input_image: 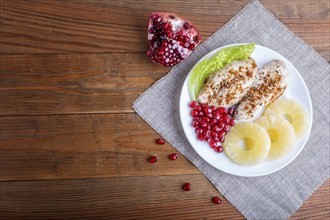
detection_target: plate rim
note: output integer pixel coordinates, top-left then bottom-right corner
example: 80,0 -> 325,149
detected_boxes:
179,43 -> 313,177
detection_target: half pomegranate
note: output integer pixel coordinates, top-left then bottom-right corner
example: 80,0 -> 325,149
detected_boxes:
147,12 -> 202,67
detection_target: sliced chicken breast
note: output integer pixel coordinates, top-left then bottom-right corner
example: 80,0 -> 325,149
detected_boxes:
198,57 -> 258,107
236,60 -> 290,120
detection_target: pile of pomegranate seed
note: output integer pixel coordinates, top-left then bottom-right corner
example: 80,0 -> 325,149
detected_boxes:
189,101 -> 236,152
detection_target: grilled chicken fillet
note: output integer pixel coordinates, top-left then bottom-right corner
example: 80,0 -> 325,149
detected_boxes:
236,60 -> 290,120
198,57 -> 258,107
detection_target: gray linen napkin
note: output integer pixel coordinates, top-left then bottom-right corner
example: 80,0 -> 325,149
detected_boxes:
133,1 -> 330,219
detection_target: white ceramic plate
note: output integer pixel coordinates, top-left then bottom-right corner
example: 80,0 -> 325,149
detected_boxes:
179,43 -> 313,177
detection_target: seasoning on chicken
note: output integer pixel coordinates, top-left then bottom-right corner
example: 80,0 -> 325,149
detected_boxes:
198,58 -> 257,107
236,60 -> 290,120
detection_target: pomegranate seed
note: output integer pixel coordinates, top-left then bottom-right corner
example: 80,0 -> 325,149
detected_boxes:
212,197 -> 222,204
198,111 -> 204,116
209,140 -> 218,148
218,130 -> 226,138
191,109 -> 198,116
205,137 -> 212,142
207,113 -> 213,118
229,118 -> 235,126
189,101 -> 198,108
219,136 -> 225,143
218,121 -> 225,129
202,106 -> 209,114
156,138 -> 166,145
188,43 -> 195,50
205,130 -> 211,138
210,106 -> 216,112
183,183 -> 191,191
212,125 -> 221,132
199,120 -> 208,128
213,137 -> 220,142
193,116 -> 200,122
215,146 -> 223,153
183,22 -> 192,29
195,105 -> 202,111
223,115 -> 230,124
192,121 -> 199,127
202,116 -> 210,123
211,131 -> 217,138
149,156 -> 157,163
169,153 -> 178,160
198,133 -> 205,141
195,127 -> 203,134
218,107 -> 226,114
214,112 -> 221,120
210,118 -> 217,126
224,125 -> 231,133
149,27 -> 155,34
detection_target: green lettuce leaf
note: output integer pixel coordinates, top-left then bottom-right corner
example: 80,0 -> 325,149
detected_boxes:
188,43 -> 256,100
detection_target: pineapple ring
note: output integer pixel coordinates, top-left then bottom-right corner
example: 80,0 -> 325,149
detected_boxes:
223,122 -> 271,166
255,115 -> 295,160
264,99 -> 309,138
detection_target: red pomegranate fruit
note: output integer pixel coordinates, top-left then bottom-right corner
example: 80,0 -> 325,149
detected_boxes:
147,12 -> 202,66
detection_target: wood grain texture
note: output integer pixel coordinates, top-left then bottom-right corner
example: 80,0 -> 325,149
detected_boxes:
0,0 -> 329,60
0,176 -> 328,219
0,54 -> 168,116
0,174 -> 243,220
0,114 -> 198,181
0,0 -> 329,219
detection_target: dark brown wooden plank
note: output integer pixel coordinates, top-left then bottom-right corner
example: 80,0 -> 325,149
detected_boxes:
0,54 -> 168,116
0,175 -> 328,220
291,179 -> 330,219
0,113 -> 199,181
0,174 -> 241,220
0,0 -> 329,60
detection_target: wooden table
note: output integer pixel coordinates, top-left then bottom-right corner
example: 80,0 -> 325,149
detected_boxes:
1,0 -> 329,219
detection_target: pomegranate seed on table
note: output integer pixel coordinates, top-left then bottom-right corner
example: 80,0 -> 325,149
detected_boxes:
169,153 -> 178,160
183,183 -> 191,191
212,197 -> 222,204
156,138 -> 166,145
149,156 -> 158,163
